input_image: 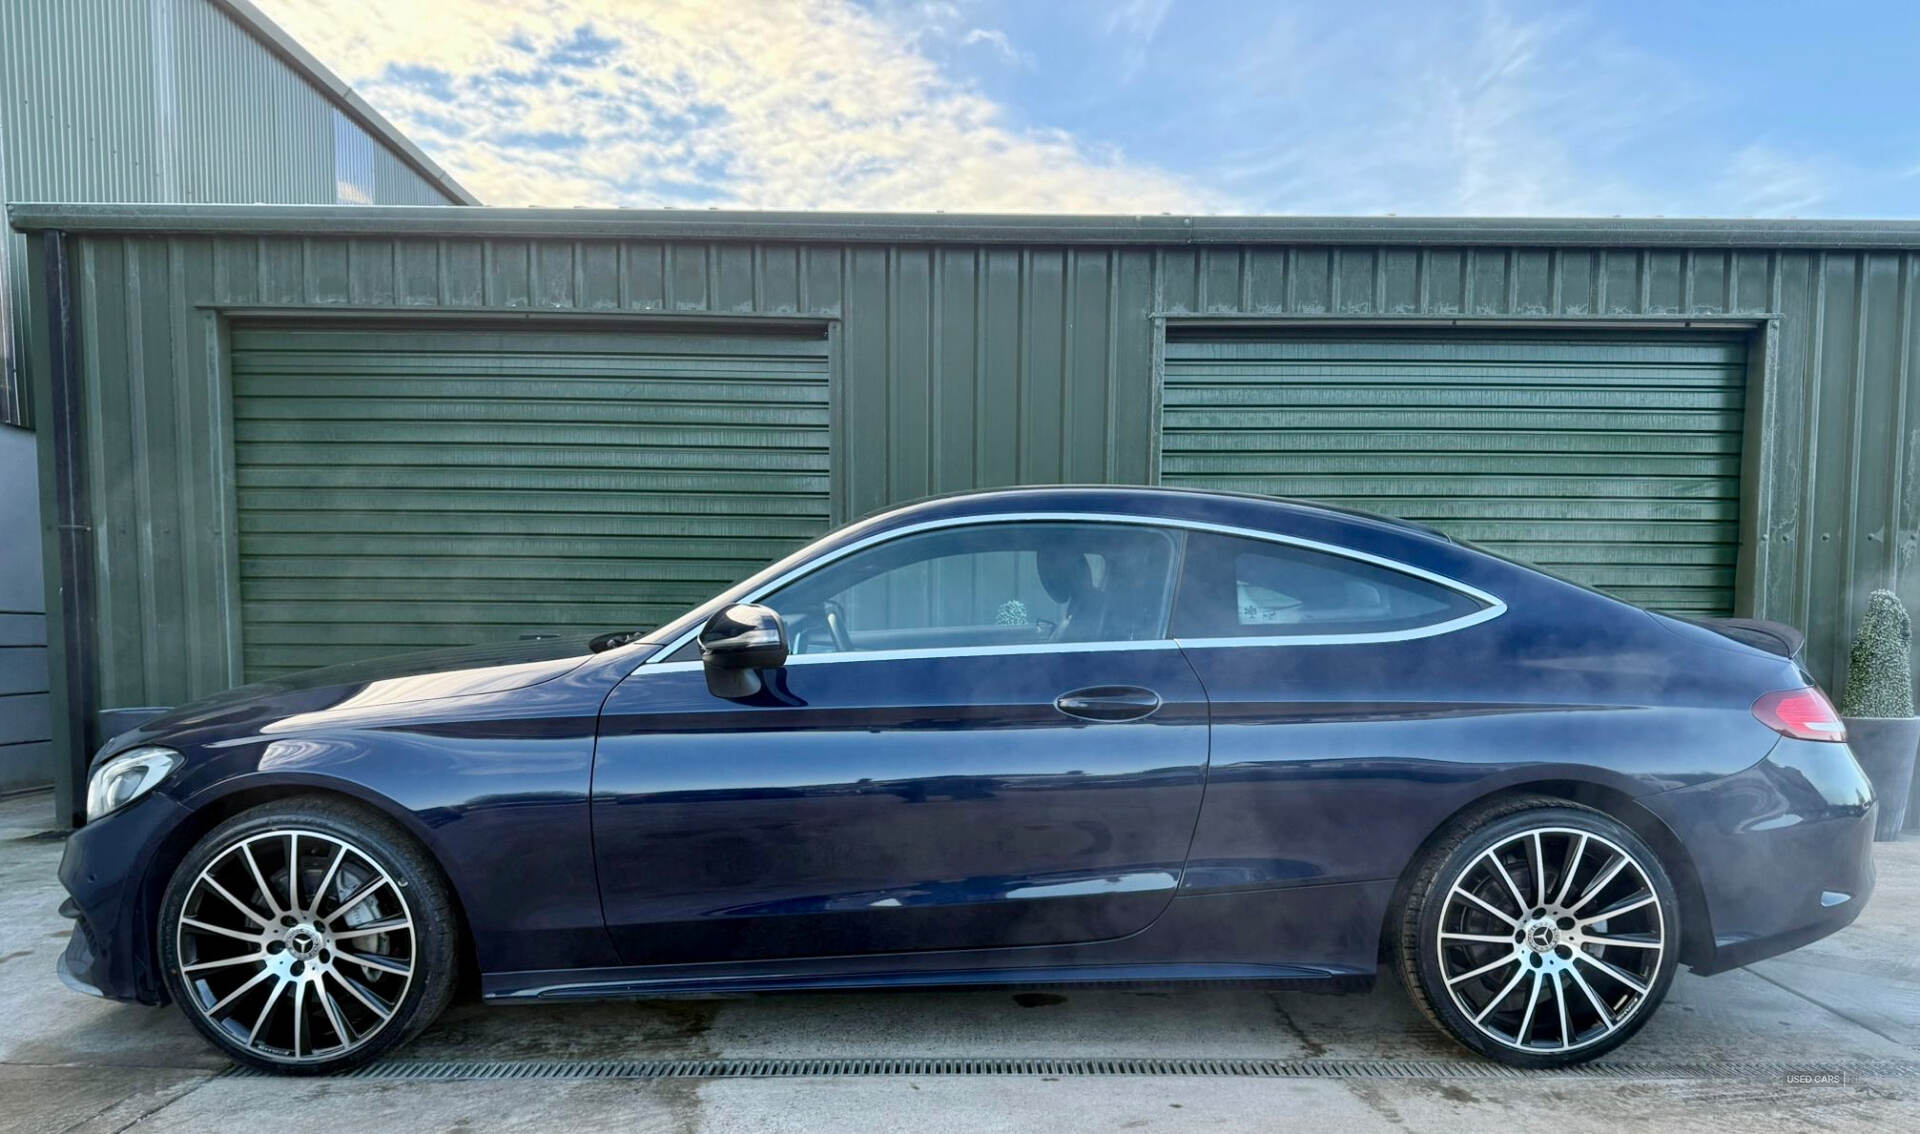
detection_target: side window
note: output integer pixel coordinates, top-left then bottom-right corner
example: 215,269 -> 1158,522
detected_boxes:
1170,531 -> 1485,639
758,522 -> 1179,655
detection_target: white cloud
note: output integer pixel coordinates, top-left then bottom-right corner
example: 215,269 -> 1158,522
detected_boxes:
1102,0 -> 1173,84
253,0 -> 1221,212
1716,144 -> 1831,217
1194,3 -> 1716,216
959,27 -> 1028,67
1150,1 -> 1835,219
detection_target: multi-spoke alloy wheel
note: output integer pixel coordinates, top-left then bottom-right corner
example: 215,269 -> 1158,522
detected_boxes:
1396,799 -> 1679,1067
160,799 -> 456,1074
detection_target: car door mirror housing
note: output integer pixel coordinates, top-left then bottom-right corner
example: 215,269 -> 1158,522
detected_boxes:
699,603 -> 789,698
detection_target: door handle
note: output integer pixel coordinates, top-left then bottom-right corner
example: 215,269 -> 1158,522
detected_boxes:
1054,685 -> 1163,722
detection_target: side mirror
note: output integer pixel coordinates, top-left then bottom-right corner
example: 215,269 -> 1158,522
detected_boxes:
699,603 -> 788,698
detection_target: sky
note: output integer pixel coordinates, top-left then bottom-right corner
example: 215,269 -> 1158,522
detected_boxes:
254,0 -> 1920,217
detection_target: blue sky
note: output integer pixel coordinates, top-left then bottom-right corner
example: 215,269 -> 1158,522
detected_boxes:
258,0 -> 1920,216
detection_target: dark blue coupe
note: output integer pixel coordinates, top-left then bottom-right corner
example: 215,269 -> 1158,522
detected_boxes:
58,487 -> 1877,1072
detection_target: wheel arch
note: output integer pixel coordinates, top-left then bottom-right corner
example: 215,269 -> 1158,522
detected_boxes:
1380,779 -> 1714,969
140,777 -> 480,999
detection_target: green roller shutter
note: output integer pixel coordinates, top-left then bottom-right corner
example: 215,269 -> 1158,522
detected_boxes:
231,324 -> 831,678
1160,332 -> 1747,616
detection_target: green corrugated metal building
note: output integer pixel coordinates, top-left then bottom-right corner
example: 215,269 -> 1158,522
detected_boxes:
10,204 -> 1920,824
0,0 -> 473,794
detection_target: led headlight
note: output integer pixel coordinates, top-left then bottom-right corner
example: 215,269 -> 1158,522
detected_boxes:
85,746 -> 181,822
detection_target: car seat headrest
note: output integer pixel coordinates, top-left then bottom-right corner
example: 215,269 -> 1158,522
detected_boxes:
1037,547 -> 1093,605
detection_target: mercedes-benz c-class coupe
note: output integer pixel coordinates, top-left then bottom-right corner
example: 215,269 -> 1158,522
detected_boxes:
57,486 -> 1875,1073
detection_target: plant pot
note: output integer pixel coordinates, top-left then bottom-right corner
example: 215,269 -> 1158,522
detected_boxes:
1909,756 -> 1920,832
1842,716 -> 1920,840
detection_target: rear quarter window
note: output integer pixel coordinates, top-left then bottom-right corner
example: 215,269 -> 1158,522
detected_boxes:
1170,531 -> 1487,639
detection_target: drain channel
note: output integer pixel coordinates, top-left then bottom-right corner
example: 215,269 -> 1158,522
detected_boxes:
224,1056 -> 1920,1082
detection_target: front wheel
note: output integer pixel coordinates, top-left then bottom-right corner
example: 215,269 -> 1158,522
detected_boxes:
158,797 -> 459,1074
1393,797 -> 1680,1067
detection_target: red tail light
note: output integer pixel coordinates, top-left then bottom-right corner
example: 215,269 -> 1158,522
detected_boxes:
1752,688 -> 1847,742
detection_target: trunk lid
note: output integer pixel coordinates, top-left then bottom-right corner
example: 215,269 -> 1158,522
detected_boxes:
1672,615 -> 1807,662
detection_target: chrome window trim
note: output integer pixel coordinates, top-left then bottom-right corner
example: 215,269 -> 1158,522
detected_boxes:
645,638 -> 1182,675
641,511 -> 1506,669
1173,602 -> 1507,649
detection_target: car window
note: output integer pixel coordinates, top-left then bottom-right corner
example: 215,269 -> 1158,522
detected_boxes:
1169,531 -> 1485,639
753,522 -> 1181,656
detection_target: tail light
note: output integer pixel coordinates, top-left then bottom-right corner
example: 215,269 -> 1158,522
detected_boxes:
1752,688 -> 1847,742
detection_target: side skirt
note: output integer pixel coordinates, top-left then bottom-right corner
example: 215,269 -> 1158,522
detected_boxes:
483,961 -> 1375,1002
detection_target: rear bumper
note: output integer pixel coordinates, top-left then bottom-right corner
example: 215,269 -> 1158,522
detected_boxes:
1642,738 -> 1877,976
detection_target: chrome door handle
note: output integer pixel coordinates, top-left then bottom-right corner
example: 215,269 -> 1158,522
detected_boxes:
1054,685 -> 1163,722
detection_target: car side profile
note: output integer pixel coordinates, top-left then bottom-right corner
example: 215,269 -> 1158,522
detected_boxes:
58,486 -> 1876,1073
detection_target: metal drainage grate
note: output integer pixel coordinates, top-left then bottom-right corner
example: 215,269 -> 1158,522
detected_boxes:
223,1056 -> 1920,1082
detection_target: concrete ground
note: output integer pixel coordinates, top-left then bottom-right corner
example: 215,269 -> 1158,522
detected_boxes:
2,789 -> 1915,1132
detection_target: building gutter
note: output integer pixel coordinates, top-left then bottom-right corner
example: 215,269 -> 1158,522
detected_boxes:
38,232 -> 98,827
11,204 -> 1920,250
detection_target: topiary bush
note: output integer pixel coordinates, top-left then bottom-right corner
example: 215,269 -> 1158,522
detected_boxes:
1838,589 -> 1916,718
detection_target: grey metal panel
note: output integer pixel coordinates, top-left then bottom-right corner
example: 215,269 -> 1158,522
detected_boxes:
171,0 -> 334,205
371,146 -> 454,207
0,739 -> 54,794
0,615 -> 47,646
0,694 -> 51,746
0,425 -> 46,615
0,0 -> 160,427
0,648 -> 47,693
0,4 -> 165,205
19,222 -> 1920,753
0,423 -> 48,789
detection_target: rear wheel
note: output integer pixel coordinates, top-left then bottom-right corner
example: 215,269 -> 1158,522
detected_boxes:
158,797 -> 458,1074
1394,797 -> 1679,1067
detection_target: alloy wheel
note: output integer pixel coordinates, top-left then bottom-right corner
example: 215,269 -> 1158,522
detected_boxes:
1434,826 -> 1666,1054
173,828 -> 416,1064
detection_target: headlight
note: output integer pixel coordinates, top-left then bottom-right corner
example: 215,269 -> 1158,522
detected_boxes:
85,747 -> 181,822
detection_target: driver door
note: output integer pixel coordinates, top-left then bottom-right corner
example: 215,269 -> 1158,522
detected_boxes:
590,520 -> 1212,965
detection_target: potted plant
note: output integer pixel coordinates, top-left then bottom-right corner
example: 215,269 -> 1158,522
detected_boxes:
1837,589 -> 1919,839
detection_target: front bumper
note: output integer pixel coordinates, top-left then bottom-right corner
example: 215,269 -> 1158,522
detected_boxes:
56,901 -> 106,998
1642,737 -> 1877,975
55,791 -> 194,1004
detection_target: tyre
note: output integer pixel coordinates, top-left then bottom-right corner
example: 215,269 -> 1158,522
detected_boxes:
158,797 -> 458,1074
1393,796 -> 1680,1067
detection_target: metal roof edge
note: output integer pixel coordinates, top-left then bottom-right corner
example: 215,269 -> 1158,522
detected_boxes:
206,0 -> 481,206
12,203 -> 1920,249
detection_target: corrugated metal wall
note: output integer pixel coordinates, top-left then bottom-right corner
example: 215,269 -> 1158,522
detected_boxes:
373,147 -> 458,207
172,0 -> 336,205
27,231 -> 1920,703
18,224 -> 1920,809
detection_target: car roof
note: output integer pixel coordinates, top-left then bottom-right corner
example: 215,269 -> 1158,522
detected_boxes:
853,485 -> 1457,547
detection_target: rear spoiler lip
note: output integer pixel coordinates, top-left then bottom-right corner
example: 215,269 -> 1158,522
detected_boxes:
1674,615 -> 1807,662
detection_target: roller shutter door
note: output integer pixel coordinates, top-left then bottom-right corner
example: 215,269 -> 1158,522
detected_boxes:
1160,332 -> 1746,615
231,324 -> 830,678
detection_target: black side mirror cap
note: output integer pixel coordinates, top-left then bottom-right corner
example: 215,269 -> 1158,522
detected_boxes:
699,603 -> 788,698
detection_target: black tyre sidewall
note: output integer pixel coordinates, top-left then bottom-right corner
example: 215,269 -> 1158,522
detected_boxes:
158,798 -> 458,1075
1407,804 -> 1680,1068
